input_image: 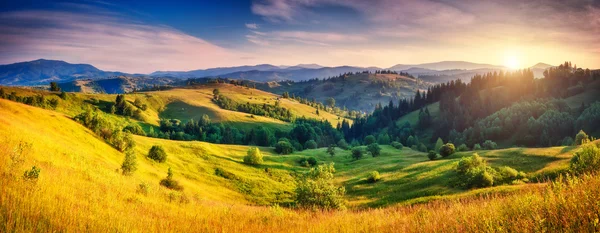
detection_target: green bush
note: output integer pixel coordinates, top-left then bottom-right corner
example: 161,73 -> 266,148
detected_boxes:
440,143 -> 456,157
243,147 -> 263,165
327,144 -> 336,156
364,135 -> 376,145
575,130 -> 590,145
295,163 -> 345,210
457,144 -> 469,152
561,137 -> 574,146
337,139 -> 349,150
473,144 -> 482,150
148,145 -> 167,163
23,166 -> 41,180
123,124 -> 146,136
483,140 -> 497,150
367,143 -> 381,157
391,141 -> 403,150
304,140 -> 318,149
275,140 -> 294,154
434,138 -> 444,152
351,147 -> 363,160
160,167 -> 183,191
570,144 -> 600,174
427,151 -> 437,160
418,143 -> 428,152
121,150 -> 137,175
367,171 -> 381,183
455,154 -> 493,188
299,157 -> 318,167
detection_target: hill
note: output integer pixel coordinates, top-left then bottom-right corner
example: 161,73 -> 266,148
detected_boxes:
2,97 -> 598,232
388,61 -> 506,71
58,76 -> 176,94
0,59 -> 129,85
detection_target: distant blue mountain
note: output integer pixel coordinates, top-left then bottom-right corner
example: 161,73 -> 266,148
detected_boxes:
0,59 -> 127,85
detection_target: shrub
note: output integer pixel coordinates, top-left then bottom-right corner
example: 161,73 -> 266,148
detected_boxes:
299,157 -> 318,167
575,130 -> 590,145
367,171 -> 381,183
457,144 -> 469,152
351,147 -> 363,160
418,143 -> 428,152
483,140 -> 497,150
455,154 -> 494,188
427,150 -> 437,160
377,134 -> 391,145
561,137 -> 574,146
337,139 -> 349,150
367,143 -> 381,157
121,150 -> 137,175
495,166 -> 524,184
570,144 -> 600,174
364,135 -> 376,145
327,144 -> 336,156
243,147 -> 263,165
160,167 -> 183,191
440,143 -> 456,157
123,124 -> 146,136
148,145 -> 167,163
434,138 -> 444,152
275,140 -> 294,155
473,144 -> 482,150
307,157 -> 317,166
295,163 -> 345,210
391,141 -> 403,150
137,183 -> 149,196
23,166 -> 40,180
304,140 -> 318,149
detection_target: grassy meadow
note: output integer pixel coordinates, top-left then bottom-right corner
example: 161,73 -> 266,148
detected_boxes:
2,97 -> 599,232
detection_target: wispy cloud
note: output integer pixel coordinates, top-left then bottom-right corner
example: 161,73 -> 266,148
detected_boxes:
245,23 -> 259,29
0,10 -> 247,73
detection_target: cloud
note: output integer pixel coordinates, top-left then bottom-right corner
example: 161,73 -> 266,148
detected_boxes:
0,10 -> 247,73
245,23 -> 259,29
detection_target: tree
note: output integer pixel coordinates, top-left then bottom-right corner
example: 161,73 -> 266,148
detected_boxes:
121,150 -> 137,175
367,143 -> 381,157
244,147 -> 263,165
326,97 -> 336,108
337,139 -> 349,150
418,143 -> 428,152
427,150 -> 437,160
160,167 -> 183,190
327,144 -> 336,156
483,140 -> 497,150
440,143 -> 456,157
575,130 -> 590,145
434,138 -> 444,152
275,140 -> 294,155
295,163 -> 345,209
367,171 -> 381,183
148,145 -> 167,163
364,135 -> 376,145
50,82 -> 61,92
305,140 -> 318,149
351,147 -> 363,160
570,144 -> 600,174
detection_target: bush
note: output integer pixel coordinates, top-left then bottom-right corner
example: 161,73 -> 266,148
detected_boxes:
121,150 -> 137,175
243,147 -> 263,165
351,147 -> 363,160
561,137 -> 574,146
304,140 -> 318,149
137,183 -> 149,196
473,144 -> 482,150
337,139 -> 349,150
299,157 -> 318,167
391,141 -> 403,150
148,145 -> 167,163
439,143 -> 456,157
23,166 -> 41,180
570,144 -> 600,174
377,134 -> 391,145
418,143 -> 428,152
427,150 -> 437,160
364,135 -> 376,145
275,140 -> 294,154
457,144 -> 469,152
483,140 -> 497,150
367,171 -> 381,183
123,124 -> 146,136
367,143 -> 381,157
160,167 -> 183,191
327,144 -> 336,156
295,163 -> 345,210
455,154 -> 494,188
575,130 -> 590,145
496,166 -> 520,184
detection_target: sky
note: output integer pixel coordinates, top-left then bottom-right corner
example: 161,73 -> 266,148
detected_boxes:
0,0 -> 599,73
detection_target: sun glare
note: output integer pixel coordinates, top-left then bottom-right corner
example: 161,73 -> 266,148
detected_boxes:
504,55 -> 520,69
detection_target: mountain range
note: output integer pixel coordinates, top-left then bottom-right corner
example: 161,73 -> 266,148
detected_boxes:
0,59 -> 554,86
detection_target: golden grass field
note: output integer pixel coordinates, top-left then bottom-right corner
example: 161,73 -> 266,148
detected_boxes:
2,97 -> 600,232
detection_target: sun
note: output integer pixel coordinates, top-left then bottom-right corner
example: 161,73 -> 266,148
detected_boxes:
504,55 -> 520,70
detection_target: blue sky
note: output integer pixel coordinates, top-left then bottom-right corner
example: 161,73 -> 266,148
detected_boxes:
0,0 -> 599,73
